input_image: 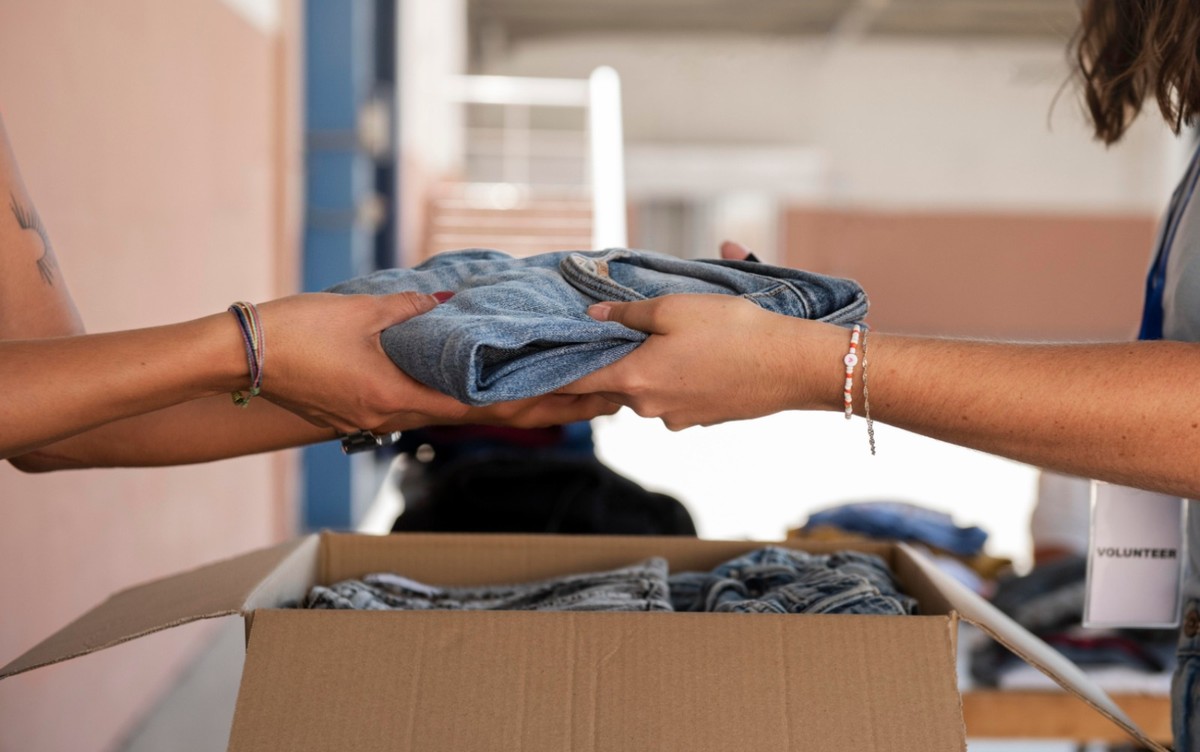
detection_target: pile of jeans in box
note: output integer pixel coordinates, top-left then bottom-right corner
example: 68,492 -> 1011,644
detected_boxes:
303,546 -> 917,616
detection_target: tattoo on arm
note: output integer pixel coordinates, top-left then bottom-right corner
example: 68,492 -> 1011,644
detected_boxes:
10,192 -> 58,286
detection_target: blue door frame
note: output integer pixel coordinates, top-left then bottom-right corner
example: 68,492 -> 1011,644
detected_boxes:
302,0 -> 397,530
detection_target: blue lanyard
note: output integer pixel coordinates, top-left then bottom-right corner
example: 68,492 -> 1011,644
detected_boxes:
1139,139 -> 1200,340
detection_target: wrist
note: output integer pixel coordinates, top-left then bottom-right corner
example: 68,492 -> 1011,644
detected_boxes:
188,312 -> 254,396
780,319 -> 853,412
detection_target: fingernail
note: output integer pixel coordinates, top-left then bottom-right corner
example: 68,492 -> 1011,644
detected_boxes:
588,303 -> 611,321
433,291 -> 454,303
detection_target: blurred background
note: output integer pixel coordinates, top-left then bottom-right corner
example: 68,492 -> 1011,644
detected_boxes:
0,0 -> 1184,750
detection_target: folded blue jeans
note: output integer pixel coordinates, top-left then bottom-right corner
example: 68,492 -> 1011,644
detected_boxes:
327,248 -> 868,405
305,558 -> 672,612
804,501 -> 989,558
668,546 -> 917,616
303,547 -> 914,617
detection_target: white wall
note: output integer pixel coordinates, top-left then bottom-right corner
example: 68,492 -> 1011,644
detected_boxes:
484,35 -> 1178,213
397,0 -> 467,259
400,0 -> 467,175
0,2 -> 299,750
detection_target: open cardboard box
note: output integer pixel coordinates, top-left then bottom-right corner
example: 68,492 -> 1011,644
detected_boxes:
0,533 -> 1170,751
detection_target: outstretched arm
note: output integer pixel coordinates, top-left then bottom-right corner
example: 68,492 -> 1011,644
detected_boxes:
854,332 -> 1199,496
0,291 -> 477,465
13,381 -> 616,471
560,293 -> 1200,499
0,109 -> 620,470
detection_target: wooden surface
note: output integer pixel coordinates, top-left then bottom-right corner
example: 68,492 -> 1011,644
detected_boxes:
962,690 -> 1171,743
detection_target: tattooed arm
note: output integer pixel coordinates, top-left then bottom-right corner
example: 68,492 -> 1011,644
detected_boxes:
0,117 -> 82,339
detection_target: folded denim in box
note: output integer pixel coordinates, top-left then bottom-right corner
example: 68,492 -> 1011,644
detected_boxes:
326,248 -> 868,405
304,546 -> 915,616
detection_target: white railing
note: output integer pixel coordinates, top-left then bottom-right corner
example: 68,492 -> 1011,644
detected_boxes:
586,67 -> 627,250
445,67 -> 627,249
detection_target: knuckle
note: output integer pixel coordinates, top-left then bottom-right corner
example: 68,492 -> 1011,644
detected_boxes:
391,293 -> 420,315
331,418 -> 358,434
634,400 -> 664,419
361,385 -> 392,412
664,417 -> 691,432
645,309 -> 666,331
619,372 -> 649,396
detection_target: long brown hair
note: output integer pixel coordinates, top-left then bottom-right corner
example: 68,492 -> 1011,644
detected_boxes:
1074,0 -> 1200,144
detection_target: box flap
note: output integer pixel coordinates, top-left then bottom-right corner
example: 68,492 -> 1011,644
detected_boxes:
896,544 -> 1170,752
228,608 -> 965,752
0,535 -> 318,680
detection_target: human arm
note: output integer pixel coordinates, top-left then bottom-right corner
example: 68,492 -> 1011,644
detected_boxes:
1,106 -> 617,468
0,111 -> 349,464
559,293 -> 1200,499
4,283 -> 616,469
0,292 -> 479,464
12,373 -> 616,471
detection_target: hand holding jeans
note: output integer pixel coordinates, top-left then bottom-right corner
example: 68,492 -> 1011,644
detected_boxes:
373,391 -> 621,433
559,293 -> 848,431
259,292 -> 620,434
256,292 -> 471,433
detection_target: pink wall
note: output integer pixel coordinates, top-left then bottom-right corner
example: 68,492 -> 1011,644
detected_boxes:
0,1 -> 302,750
784,208 -> 1158,341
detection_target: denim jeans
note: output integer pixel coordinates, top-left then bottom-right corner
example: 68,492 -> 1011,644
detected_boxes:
305,557 -> 672,612
327,248 -> 868,404
303,547 -> 914,617
668,546 -> 917,616
804,501 -> 989,558
1174,598 -> 1200,749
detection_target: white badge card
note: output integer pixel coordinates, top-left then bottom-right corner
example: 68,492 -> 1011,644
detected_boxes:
1084,481 -> 1186,629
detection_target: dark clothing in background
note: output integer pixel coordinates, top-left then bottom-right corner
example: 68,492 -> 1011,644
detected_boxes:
969,555 -> 1175,686
392,454 -> 696,537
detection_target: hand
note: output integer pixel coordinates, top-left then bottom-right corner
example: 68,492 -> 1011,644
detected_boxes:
255,292 -> 470,433
458,393 -> 621,428
373,392 -> 621,433
559,294 -> 846,430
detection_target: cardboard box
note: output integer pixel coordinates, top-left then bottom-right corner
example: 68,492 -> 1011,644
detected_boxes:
0,533 -> 1168,751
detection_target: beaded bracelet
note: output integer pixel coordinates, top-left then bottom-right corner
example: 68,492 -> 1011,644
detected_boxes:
841,322 -> 877,455
227,301 -> 265,407
842,324 -> 861,419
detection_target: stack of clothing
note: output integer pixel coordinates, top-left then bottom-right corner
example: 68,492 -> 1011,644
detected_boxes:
789,501 -> 1011,594
969,554 -> 1176,689
303,546 -> 918,617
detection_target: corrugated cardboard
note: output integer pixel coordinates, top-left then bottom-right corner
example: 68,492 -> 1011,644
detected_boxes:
0,533 -> 1170,751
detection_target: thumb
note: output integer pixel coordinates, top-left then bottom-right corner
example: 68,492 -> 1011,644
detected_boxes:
586,298 -> 667,334
377,291 -> 440,326
720,240 -> 751,261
